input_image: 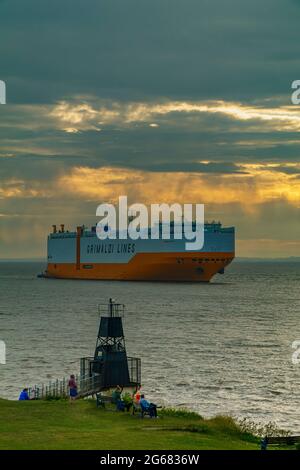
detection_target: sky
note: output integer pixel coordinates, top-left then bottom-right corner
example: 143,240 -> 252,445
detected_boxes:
0,0 -> 300,258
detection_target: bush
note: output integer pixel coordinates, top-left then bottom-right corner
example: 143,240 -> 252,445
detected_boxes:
209,416 -> 244,435
160,407 -> 202,419
122,392 -> 133,406
236,417 -> 291,438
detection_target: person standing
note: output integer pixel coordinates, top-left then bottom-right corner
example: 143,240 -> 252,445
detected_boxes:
68,374 -> 78,403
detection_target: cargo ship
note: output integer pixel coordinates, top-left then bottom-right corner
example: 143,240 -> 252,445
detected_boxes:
42,222 -> 235,282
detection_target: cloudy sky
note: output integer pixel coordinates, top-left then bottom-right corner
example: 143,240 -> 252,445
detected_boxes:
0,0 -> 300,258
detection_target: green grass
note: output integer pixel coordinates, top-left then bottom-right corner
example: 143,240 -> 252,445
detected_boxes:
0,398 -> 261,450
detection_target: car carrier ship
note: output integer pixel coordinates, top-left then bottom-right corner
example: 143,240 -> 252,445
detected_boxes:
42,222 -> 235,282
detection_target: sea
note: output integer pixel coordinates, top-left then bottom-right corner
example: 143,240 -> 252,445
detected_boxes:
0,260 -> 300,432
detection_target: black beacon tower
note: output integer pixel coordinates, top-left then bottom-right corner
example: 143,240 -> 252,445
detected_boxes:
80,299 -> 141,390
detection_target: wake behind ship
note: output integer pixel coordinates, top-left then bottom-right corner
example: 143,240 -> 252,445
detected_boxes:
43,222 -> 235,282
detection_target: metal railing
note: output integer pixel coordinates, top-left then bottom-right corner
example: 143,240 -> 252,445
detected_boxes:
28,373 -> 103,400
128,357 -> 141,386
28,357 -> 141,400
98,302 -> 125,318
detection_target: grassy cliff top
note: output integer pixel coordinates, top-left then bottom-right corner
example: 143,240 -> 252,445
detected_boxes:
0,398 -> 258,450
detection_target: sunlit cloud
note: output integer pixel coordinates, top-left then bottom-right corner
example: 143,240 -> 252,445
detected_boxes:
50,99 -> 300,132
1,163 -> 299,206
0,178 -> 51,199
63,128 -> 80,134
50,101 -> 117,132
8,98 -> 300,133
58,164 -> 300,207
0,153 -> 15,158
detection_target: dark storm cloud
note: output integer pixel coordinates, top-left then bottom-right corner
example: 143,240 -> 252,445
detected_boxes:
1,0 -> 300,103
271,164 -> 300,174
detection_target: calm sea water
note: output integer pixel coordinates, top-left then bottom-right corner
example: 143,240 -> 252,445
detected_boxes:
0,261 -> 300,431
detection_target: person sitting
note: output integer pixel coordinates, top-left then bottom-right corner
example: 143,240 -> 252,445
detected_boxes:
260,436 -> 269,451
18,388 -> 30,400
139,394 -> 158,418
116,399 -> 126,412
133,387 -> 141,405
112,385 -> 128,412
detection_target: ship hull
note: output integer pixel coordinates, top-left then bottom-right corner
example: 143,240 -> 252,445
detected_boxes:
46,251 -> 234,282
45,223 -> 235,282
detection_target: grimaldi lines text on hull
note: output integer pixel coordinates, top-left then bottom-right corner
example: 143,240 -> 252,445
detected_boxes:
45,222 -> 235,282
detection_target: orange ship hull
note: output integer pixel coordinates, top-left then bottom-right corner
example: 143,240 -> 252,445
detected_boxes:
46,252 -> 234,282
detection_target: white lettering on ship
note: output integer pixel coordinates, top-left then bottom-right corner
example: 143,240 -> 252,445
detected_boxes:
87,243 -> 136,255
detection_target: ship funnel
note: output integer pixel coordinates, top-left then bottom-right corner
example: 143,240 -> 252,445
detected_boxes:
60,224 -> 65,233
52,224 -> 57,234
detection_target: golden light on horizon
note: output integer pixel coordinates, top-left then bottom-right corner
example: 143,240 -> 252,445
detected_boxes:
56,164 -> 300,207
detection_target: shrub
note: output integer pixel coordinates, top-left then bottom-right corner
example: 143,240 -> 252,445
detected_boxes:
236,417 -> 291,438
160,407 -> 202,419
209,415 -> 244,435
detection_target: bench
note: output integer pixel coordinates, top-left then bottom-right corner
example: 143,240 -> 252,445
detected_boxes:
266,436 -> 300,447
96,393 -> 132,411
132,402 -> 151,418
96,393 -> 112,408
132,401 -> 161,418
